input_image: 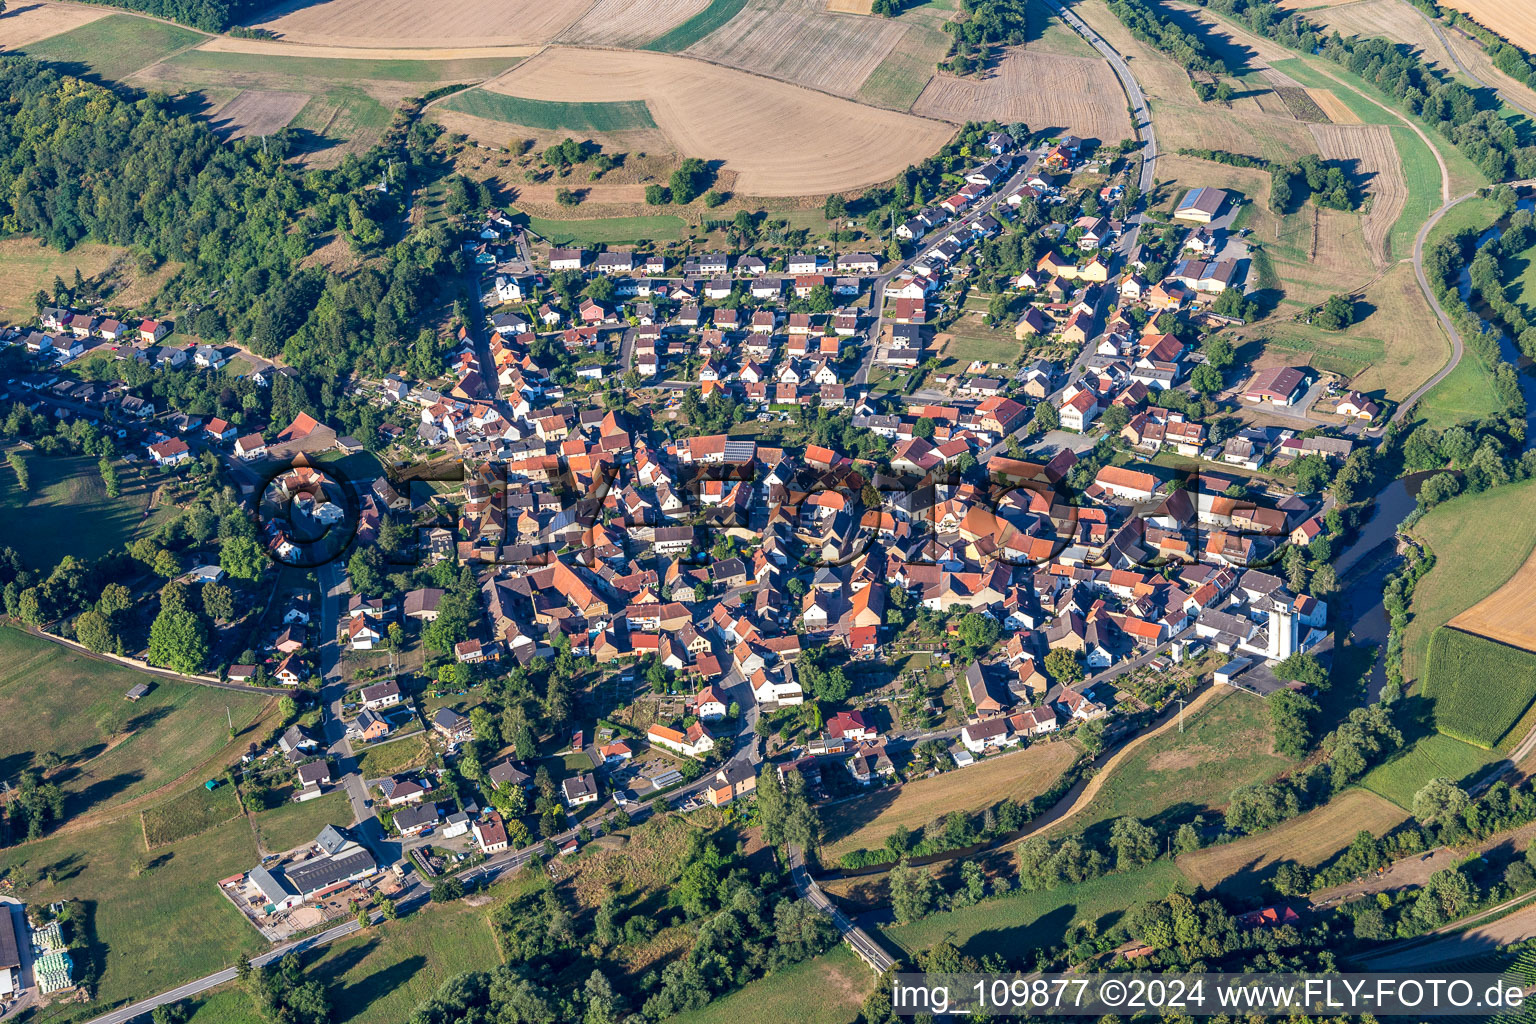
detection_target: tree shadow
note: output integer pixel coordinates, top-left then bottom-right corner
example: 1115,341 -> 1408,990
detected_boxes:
821,786 -> 905,850
46,853 -> 87,884
126,705 -> 173,733
328,954 -> 425,1019
65,770 -> 145,817
961,902 -> 1080,962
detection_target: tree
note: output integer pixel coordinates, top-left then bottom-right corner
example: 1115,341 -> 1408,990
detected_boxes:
1190,363 -> 1223,394
1314,293 -> 1354,331
147,607 -> 210,674
1044,648 -> 1083,685
7,452 -> 29,491
823,194 -> 847,221
670,158 -> 711,205
888,858 -> 937,923
431,877 -> 465,902
645,184 -> 667,205
99,456 -> 120,497
203,582 -> 235,622
220,534 -> 266,582
1204,335 -> 1234,369
1107,816 -> 1158,869
1413,777 -> 1470,826
1031,401 -> 1059,433
1268,688 -> 1318,757
74,608 -> 113,653
912,416 -> 936,439
702,189 -> 726,208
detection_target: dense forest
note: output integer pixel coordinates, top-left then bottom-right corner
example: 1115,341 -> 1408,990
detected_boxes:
68,0 -> 273,32
942,0 -> 1031,75
0,57 -> 460,433
1108,0 -> 1228,82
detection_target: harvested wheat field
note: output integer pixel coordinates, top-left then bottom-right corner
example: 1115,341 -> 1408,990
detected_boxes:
1450,548 -> 1536,653
478,47 -> 954,195
209,89 -> 311,139
560,0 -> 712,47
914,50 -> 1133,142
825,742 -> 1079,860
0,1 -> 111,48
686,0 -> 908,97
1309,123 -> 1407,265
1177,789 -> 1409,891
827,0 -> 874,11
1441,0 -> 1536,53
195,36 -> 544,60
247,0 -> 593,47
1309,0 -> 1446,61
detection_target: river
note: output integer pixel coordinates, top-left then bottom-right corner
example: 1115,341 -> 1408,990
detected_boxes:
1455,197 -> 1536,437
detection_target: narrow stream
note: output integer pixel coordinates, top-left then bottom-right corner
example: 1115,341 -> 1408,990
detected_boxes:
1455,197 -> 1536,437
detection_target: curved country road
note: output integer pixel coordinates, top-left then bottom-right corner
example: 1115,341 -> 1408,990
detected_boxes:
1399,178 -> 1536,422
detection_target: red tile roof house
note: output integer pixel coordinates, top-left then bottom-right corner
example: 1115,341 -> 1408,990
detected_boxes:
148,438 -> 191,466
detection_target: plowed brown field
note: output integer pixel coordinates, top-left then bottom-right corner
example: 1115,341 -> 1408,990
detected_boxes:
560,0 -> 712,47
913,50 -> 1132,141
686,0 -> 908,97
0,1 -> 111,47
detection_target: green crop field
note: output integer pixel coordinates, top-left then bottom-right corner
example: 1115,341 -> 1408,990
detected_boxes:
525,213 -> 687,246
1404,478 -> 1536,680
1422,627 -> 1536,749
0,627 -> 272,820
642,0 -> 749,52
886,859 -> 1185,960
22,14 -> 205,83
0,814 -> 265,1015
0,450 -> 171,567
162,51 -> 517,84
439,91 -> 657,132
141,784 -> 242,847
253,790 -> 354,853
1360,731 -> 1499,809
672,944 -> 874,1024
1073,688 -> 1294,829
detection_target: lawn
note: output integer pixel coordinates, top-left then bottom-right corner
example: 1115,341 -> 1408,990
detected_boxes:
1427,195 -> 1503,254
0,627 -> 273,820
0,238 -> 125,326
439,90 -> 656,132
1387,123 -> 1445,262
1414,345 -> 1504,427
1072,688 -> 1295,830
1403,478 -> 1536,682
884,859 -> 1185,960
1360,731 -> 1499,808
824,741 -> 1079,860
641,0 -> 749,52
1422,627 -> 1536,749
21,14 -> 205,82
141,784 -> 242,848
357,734 -> 430,779
524,213 -> 688,246
0,450 -> 171,567
672,944 -> 875,1024
0,814 -> 265,1016
253,790 -> 355,853
303,899 -> 502,1024
1175,788 -> 1409,892
937,326 -> 1021,367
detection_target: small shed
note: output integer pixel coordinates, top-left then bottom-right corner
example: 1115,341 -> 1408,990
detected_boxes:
125,683 -> 151,702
